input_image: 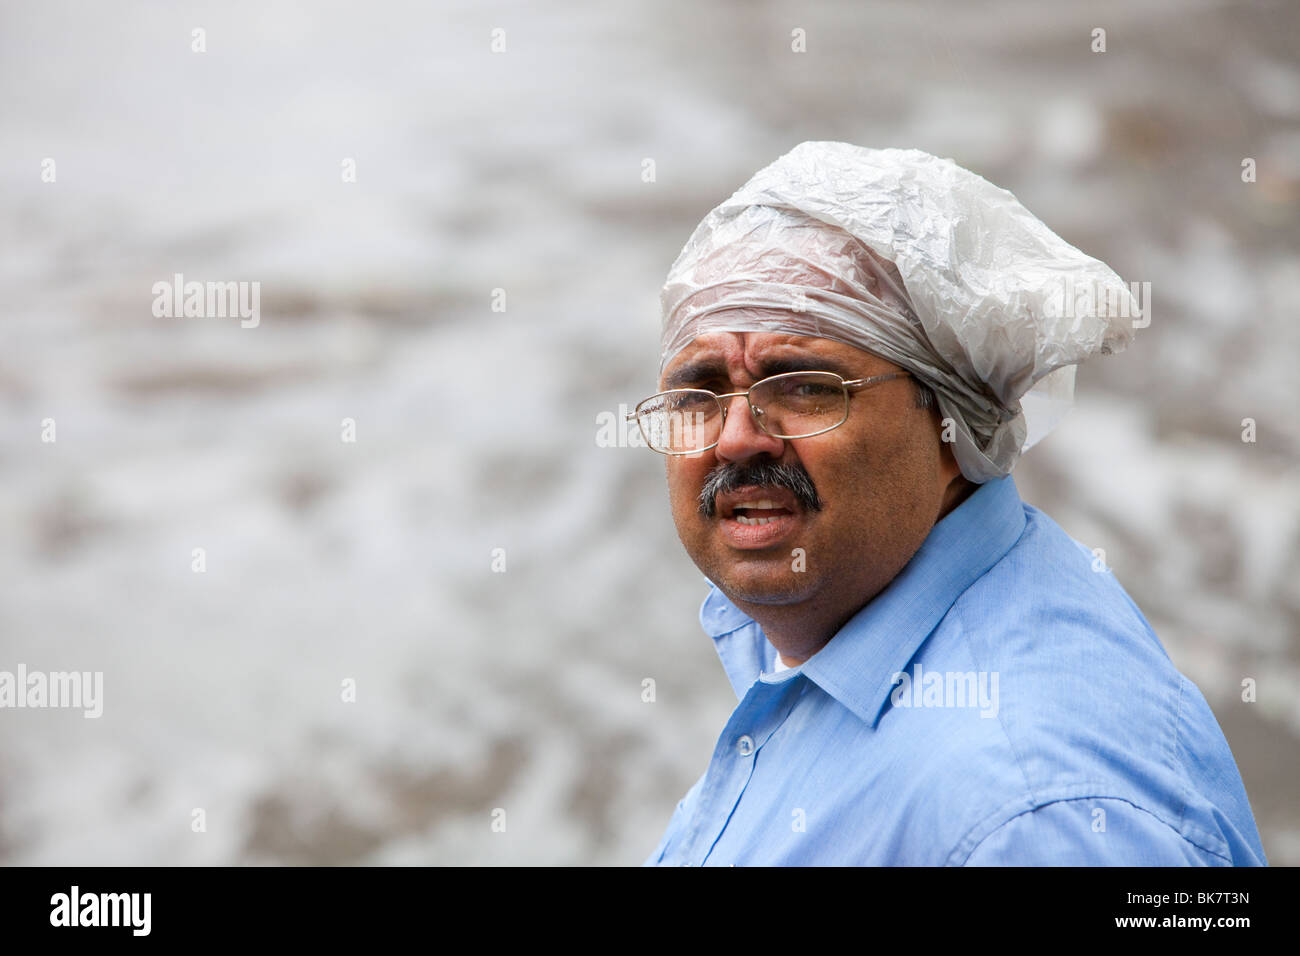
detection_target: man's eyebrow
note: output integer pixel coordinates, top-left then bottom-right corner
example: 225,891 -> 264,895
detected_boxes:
757,355 -> 857,379
663,355 -> 859,390
662,359 -> 727,390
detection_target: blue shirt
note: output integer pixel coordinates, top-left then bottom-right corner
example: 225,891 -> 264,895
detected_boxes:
645,475 -> 1267,866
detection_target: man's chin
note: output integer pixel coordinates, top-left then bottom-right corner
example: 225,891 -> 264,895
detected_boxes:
714,568 -> 818,608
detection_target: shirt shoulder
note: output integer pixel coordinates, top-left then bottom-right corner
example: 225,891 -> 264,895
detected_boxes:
913,502 -> 1266,865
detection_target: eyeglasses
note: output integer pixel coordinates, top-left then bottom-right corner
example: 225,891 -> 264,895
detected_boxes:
628,370 -> 913,455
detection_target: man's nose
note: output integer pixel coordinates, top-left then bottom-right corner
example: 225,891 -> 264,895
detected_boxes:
714,395 -> 785,462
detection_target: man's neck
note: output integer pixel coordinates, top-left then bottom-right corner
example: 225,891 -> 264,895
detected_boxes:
741,590 -> 880,667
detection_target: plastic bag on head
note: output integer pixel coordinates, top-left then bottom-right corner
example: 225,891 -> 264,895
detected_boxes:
660,142 -> 1138,482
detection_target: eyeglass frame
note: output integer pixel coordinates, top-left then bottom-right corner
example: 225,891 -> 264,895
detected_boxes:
627,370 -> 914,455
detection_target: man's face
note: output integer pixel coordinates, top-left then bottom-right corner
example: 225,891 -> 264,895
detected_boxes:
659,329 -> 964,641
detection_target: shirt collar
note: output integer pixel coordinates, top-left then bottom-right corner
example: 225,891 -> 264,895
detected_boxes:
698,474 -> 1027,725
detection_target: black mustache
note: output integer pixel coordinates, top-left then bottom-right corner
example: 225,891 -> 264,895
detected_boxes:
698,460 -> 823,518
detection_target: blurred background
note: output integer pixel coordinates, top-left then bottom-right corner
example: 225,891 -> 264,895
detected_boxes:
1,0 -> 1296,865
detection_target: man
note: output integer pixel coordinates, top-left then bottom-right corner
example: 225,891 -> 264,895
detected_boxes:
636,142 -> 1266,866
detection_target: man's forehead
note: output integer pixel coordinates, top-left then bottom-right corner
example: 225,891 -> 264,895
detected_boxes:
660,331 -> 890,386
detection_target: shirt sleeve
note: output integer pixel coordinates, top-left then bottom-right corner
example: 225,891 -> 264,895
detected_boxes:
960,797 -> 1233,866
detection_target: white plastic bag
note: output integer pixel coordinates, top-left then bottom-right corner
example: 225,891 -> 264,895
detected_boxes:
660,142 -> 1138,482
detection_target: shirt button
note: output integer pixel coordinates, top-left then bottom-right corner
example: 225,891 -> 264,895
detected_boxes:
736,734 -> 755,756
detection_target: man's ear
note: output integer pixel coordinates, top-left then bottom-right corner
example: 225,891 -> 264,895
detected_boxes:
932,409 -> 973,515
928,405 -> 957,470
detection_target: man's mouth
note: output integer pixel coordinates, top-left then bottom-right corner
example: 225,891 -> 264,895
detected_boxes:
727,499 -> 796,526
712,486 -> 807,549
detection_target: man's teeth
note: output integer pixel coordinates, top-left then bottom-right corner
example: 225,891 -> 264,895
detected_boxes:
730,499 -> 790,526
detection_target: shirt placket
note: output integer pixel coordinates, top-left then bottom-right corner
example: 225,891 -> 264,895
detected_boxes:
668,673 -> 804,866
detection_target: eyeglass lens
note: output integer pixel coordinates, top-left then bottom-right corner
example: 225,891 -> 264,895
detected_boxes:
636,373 -> 849,453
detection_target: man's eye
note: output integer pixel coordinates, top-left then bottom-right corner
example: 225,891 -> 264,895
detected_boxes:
792,383 -> 838,397
666,392 -> 707,411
